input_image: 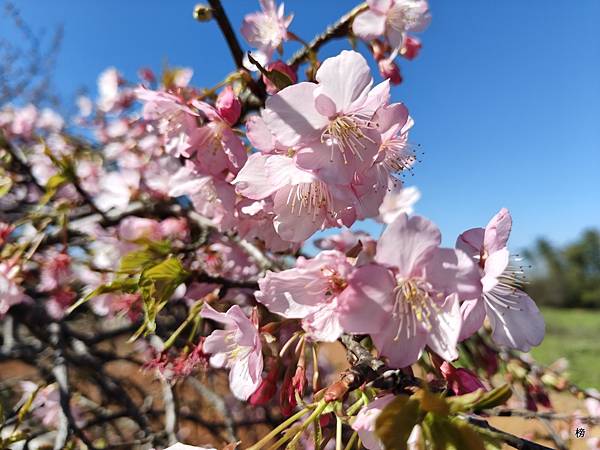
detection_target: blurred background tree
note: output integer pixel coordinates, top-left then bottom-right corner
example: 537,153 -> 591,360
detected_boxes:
524,229 -> 600,308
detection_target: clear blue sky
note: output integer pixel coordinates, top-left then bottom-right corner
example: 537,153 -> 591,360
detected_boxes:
4,0 -> 599,250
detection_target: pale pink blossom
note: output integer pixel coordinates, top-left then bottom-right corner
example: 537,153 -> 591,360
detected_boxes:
11,104 -> 38,138
585,390 -> 600,418
136,87 -> 199,157
373,102 -> 416,176
200,303 -> 263,400
169,163 -> 237,229
39,251 -> 71,292
234,153 -> 356,242
314,229 -> 375,254
371,214 -> 481,367
241,0 -> 293,62
378,184 -> 420,223
353,0 -> 431,50
20,381 -> 83,429
256,250 -> 392,341
95,169 -> 140,212
457,208 -> 545,351
0,262 -> 26,317
262,50 -> 389,184
351,394 -> 395,450
118,217 -> 162,242
189,88 -> 247,175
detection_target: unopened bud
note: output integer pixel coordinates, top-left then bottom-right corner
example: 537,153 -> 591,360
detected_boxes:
401,35 -> 422,61
378,59 -> 402,85
439,361 -> 486,395
193,4 -> 213,22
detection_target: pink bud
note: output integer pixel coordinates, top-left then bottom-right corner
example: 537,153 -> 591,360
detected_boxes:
292,366 -> 307,398
401,35 -> 422,61
378,59 -> 403,85
440,361 -> 486,395
216,86 -> 241,125
159,218 -> 189,241
263,61 -> 298,95
280,374 -> 297,416
0,222 -> 14,246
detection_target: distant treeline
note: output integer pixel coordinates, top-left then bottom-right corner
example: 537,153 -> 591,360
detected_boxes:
524,229 -> 600,308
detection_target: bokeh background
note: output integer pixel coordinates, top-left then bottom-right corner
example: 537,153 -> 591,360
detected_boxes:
2,0 -> 599,387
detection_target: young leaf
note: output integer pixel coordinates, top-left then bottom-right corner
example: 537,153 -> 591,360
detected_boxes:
375,395 -> 421,450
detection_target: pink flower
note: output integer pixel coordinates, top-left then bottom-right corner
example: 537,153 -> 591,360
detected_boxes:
200,303 -> 263,400
373,102 -> 416,176
136,87 -> 199,157
20,381 -> 84,429
351,394 -> 395,450
241,0 -> 293,61
256,250 -> 392,341
0,262 -> 26,317
314,229 -> 375,254
457,208 -> 545,351
39,251 -> 71,292
352,0 -> 431,50
189,89 -> 247,175
95,169 -> 140,213
262,50 -> 389,184
118,217 -> 162,242
371,214 -> 481,368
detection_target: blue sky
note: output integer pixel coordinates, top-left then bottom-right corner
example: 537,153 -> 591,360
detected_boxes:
3,0 -> 600,250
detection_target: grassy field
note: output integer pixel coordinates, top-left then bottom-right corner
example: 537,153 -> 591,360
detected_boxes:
531,307 -> 600,388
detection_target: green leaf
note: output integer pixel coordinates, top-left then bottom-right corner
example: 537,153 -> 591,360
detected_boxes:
0,174 -> 12,197
448,385 -> 512,413
41,172 -> 68,204
119,239 -> 171,274
67,277 -> 138,314
375,395 -> 421,450
422,414 -> 488,450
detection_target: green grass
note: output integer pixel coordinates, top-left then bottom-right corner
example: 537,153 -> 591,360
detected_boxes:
530,307 -> 600,388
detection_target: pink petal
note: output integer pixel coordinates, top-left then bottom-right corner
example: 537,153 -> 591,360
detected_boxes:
295,143 -> 358,185
256,268 -> 326,318
200,303 -> 232,326
367,0 -> 392,13
262,82 -> 328,146
458,298 -> 486,341
246,114 -> 277,152
354,79 -> 390,117
482,248 -> 509,292
229,353 -> 262,400
303,303 -> 344,342
485,290 -> 545,352
374,103 -> 410,138
456,227 -> 485,258
220,127 -> 248,172
424,248 -> 482,301
372,312 -> 428,368
426,293 -> 461,362
315,50 -> 373,113
352,10 -> 387,41
336,263 -> 395,334
203,329 -> 233,357
376,214 -> 441,277
233,153 -> 279,199
484,208 -> 512,254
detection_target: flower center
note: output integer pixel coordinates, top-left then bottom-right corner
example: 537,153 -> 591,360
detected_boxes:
321,114 -> 375,164
381,138 -> 417,173
286,180 -> 332,220
391,278 -> 438,340
321,267 -> 348,297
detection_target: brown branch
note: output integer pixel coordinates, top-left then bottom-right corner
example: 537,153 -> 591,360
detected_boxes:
466,415 -> 554,450
206,0 -> 245,69
287,3 -> 368,68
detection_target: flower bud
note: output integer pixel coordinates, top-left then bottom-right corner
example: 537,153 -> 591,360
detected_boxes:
292,366 -> 307,398
262,61 -> 297,94
440,361 -> 486,395
193,4 -> 213,22
401,35 -> 422,61
378,59 -> 402,85
216,86 -> 241,125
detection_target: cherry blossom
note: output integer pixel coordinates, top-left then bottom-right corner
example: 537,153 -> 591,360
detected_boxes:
200,303 -> 263,400
352,0 -> 431,50
256,250 -> 392,341
261,50 -> 389,184
241,0 -> 293,64
457,208 -> 545,351
351,394 -> 395,450
371,213 -> 481,368
0,262 -> 26,317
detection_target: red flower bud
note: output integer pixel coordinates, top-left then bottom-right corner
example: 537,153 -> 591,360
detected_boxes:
378,59 -> 402,85
440,361 -> 486,395
401,36 -> 422,61
249,358 -> 280,406
263,61 -> 297,95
